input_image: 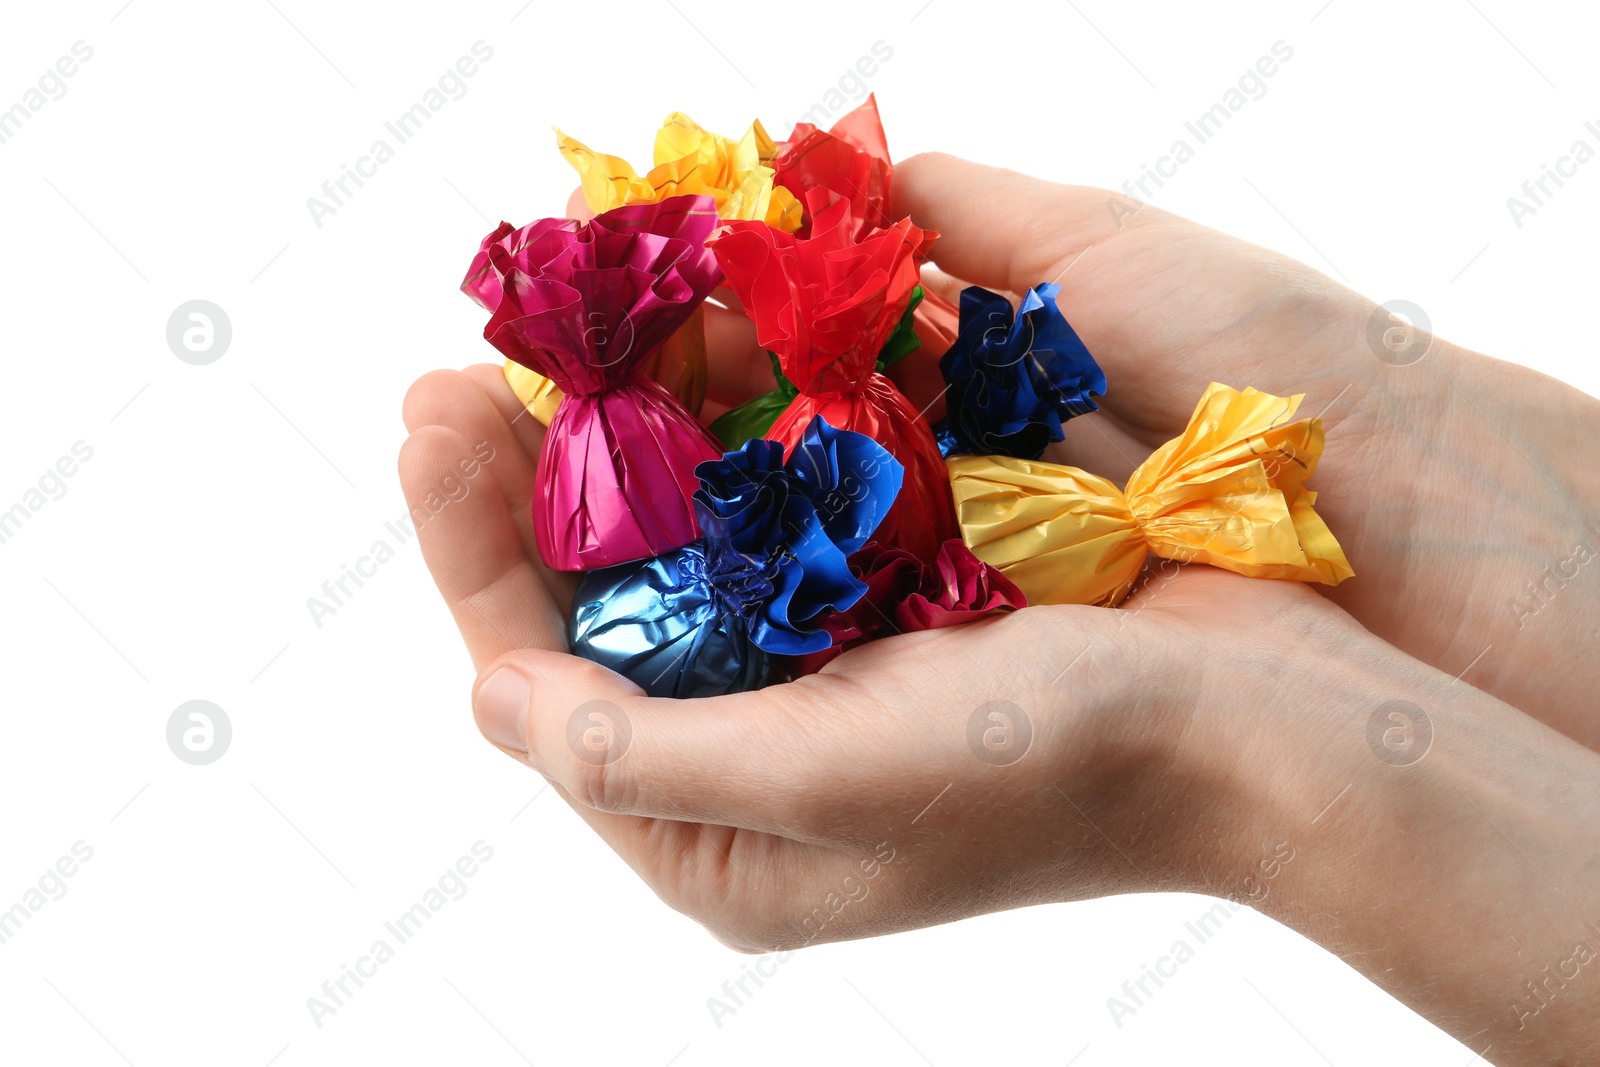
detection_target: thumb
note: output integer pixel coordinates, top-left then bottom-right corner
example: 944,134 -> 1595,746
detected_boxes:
893,152 -> 1150,295
471,648 -> 834,843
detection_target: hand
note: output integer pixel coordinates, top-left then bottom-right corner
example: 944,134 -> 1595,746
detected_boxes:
400,365 -> 1600,1063
402,152 -> 1600,1062
886,154 -> 1600,750
397,365 -> 1292,947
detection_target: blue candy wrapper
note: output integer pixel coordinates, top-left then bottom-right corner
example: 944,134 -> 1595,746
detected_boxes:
569,416 -> 904,698
933,283 -> 1106,460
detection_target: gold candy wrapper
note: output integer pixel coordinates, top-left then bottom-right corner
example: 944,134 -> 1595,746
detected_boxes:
947,383 -> 1354,606
502,360 -> 564,425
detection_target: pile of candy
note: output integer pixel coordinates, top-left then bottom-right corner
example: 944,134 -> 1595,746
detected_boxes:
460,97 -> 1353,698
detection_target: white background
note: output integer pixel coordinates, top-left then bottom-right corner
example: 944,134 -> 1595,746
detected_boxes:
1,1 -> 1593,1064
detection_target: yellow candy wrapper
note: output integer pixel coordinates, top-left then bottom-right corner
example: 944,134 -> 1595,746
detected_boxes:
947,383 -> 1354,606
502,360 -> 563,426
507,113 -> 792,425
558,113 -> 801,229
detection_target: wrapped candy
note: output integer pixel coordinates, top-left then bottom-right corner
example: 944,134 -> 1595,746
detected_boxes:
948,383 -> 1354,606
710,286 -> 925,450
560,112 -> 802,228
569,417 -> 904,698
773,94 -> 893,237
446,96 -> 1368,702
462,195 -> 725,572
771,94 -> 963,383
501,280 -> 710,424
709,189 -> 959,561
791,539 -> 1027,674
933,283 -> 1106,460
503,113 -> 803,427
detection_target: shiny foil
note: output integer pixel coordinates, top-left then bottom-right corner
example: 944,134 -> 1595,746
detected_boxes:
463,195 -> 725,571
768,95 -> 959,379
709,191 -> 959,562
569,544 -> 773,699
559,112 -> 801,230
710,352 -> 797,450
569,417 -> 904,697
934,283 -> 1105,460
710,289 -> 923,451
502,360 -> 563,425
948,383 -> 1355,606
792,538 -> 1027,675
504,111 -> 807,429
772,94 -> 893,237
500,299 -> 711,425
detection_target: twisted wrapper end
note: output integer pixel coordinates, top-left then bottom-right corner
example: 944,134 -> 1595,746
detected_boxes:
948,383 -> 1354,606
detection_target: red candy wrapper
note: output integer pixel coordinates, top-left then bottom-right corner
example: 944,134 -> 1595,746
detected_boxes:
771,94 -> 961,420
709,189 -> 959,561
792,539 -> 1027,674
773,95 -> 893,238
463,195 -> 724,571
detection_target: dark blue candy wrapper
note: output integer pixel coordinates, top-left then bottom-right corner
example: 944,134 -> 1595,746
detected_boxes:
569,544 -> 773,699
933,282 -> 1106,460
569,416 -> 903,698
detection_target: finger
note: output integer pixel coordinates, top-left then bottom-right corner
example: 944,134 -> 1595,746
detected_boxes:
565,186 -> 593,222
895,157 -> 1175,469
568,785 -> 849,954
398,433 -> 647,877
472,647 -> 865,846
1052,412 -> 1150,485
894,152 -> 1150,295
403,369 -> 578,614
917,266 -> 972,309
885,272 -> 990,419
459,363 -> 551,471
473,648 -> 859,947
702,305 -> 771,406
710,285 -> 745,316
402,371 -> 541,556
399,426 -> 568,670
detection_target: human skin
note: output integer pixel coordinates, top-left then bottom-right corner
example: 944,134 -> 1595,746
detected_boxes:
885,154 -> 1600,754
401,154 -> 1600,1062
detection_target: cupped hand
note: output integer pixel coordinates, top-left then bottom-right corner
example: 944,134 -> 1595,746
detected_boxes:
404,160 -> 1600,1064
398,362 -> 1377,950
886,153 -> 1600,749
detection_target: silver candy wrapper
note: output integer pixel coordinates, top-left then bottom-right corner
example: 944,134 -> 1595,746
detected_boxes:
568,544 -> 774,699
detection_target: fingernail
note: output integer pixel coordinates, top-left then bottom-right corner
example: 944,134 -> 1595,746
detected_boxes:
476,666 -> 530,753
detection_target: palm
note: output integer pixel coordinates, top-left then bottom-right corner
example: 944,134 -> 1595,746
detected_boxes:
406,365 -> 1306,938
889,154 -> 1595,740
400,358 -> 1339,940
